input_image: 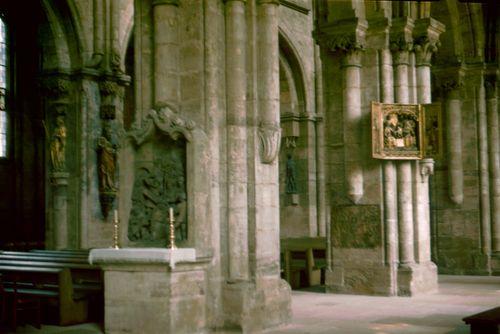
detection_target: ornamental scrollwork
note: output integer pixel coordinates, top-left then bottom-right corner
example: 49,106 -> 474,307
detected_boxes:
129,103 -> 196,146
413,36 -> 440,66
258,122 -> 281,164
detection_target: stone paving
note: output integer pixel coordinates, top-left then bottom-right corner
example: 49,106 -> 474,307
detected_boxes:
6,275 -> 500,334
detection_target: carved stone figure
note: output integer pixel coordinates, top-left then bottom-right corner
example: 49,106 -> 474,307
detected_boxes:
50,116 -> 66,171
285,154 -> 298,194
97,123 -> 118,192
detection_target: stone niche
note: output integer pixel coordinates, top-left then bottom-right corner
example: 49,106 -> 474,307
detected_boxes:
120,104 -> 211,256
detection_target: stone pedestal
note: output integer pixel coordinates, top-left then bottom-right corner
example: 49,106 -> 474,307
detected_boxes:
397,262 -> 438,296
89,248 -> 207,334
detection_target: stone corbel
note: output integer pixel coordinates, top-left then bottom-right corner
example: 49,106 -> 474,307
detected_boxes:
129,103 -> 196,147
419,158 -> 434,183
258,122 -> 281,164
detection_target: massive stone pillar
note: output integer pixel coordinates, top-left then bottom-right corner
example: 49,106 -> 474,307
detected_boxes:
485,76 -> 500,254
224,0 -> 249,282
153,0 -> 179,106
222,1 -> 291,331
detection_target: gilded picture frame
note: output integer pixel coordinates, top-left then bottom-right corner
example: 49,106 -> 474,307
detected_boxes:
372,102 -> 424,160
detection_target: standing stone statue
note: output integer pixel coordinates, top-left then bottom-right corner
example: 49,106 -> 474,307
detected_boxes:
97,123 -> 118,192
285,153 -> 298,194
50,116 -> 66,171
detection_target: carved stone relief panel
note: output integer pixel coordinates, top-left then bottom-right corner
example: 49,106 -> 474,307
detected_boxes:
331,205 -> 381,248
128,138 -> 187,244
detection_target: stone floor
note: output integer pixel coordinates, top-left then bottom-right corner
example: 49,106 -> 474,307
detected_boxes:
4,275 -> 500,334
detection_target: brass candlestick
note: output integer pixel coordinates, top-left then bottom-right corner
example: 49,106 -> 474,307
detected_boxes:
169,207 -> 176,249
113,209 -> 120,249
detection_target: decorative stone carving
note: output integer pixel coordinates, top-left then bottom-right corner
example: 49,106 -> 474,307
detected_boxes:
325,33 -> 365,54
258,122 -> 281,164
41,77 -> 71,100
389,34 -> 413,53
129,104 -> 195,146
414,36 -> 440,66
97,123 -> 119,218
99,80 -> 122,98
331,205 -> 381,248
419,158 -> 434,183
50,116 -> 67,172
128,149 -> 187,242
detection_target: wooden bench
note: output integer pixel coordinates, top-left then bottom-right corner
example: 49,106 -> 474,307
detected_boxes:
0,266 -> 89,326
280,237 -> 326,288
0,251 -> 103,326
463,306 -> 500,334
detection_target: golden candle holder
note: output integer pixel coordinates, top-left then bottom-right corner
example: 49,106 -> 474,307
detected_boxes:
169,207 -> 176,249
113,209 -> 120,249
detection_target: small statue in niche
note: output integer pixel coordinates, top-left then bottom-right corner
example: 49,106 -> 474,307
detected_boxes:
285,153 -> 298,194
403,119 -> 416,148
384,112 -> 404,148
97,123 -> 118,192
50,116 -> 66,171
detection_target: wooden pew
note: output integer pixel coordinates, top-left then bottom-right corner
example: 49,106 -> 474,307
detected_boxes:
280,237 -> 326,288
463,306 -> 500,334
0,251 -> 103,326
0,266 -> 89,325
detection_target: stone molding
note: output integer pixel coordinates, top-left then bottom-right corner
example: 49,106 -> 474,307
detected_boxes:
152,0 -> 179,6
258,122 -> 281,164
129,103 -> 196,146
257,0 -> 280,5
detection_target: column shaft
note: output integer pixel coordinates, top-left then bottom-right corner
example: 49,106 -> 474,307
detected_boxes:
225,0 -> 249,281
394,50 -> 414,265
445,91 -> 464,204
477,82 -> 491,254
486,84 -> 500,252
397,162 -> 415,265
381,49 -> 398,266
343,52 -> 363,204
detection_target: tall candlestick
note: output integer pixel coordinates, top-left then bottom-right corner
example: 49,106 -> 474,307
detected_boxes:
113,209 -> 119,249
169,207 -> 176,249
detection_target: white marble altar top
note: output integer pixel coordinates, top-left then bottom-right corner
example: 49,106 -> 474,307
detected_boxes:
88,247 -> 196,269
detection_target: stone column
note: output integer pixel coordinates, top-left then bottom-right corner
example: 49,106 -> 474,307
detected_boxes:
443,77 -> 464,205
476,73 -> 491,256
485,76 -> 500,252
51,173 -> 69,249
342,50 -> 364,204
391,41 -> 414,268
380,49 -> 398,268
413,19 -> 444,266
225,0 -> 249,282
152,0 -> 179,106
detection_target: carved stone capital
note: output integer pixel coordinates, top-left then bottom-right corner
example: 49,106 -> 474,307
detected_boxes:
129,103 -> 196,146
413,18 -> 445,67
315,20 -> 367,57
419,158 -> 434,183
258,122 -> 281,164
41,77 -> 71,99
414,36 -> 440,66
99,80 -> 122,97
389,33 -> 413,54
325,33 -> 365,55
441,79 -> 464,99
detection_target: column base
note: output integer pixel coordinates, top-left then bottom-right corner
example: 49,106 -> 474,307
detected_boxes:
325,264 -> 398,296
222,277 -> 291,332
491,252 -> 500,276
397,261 -> 438,296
